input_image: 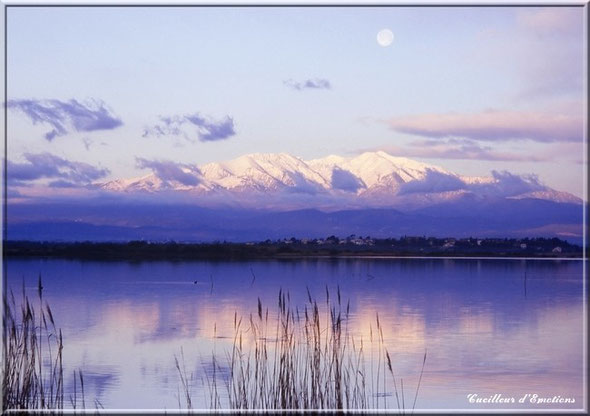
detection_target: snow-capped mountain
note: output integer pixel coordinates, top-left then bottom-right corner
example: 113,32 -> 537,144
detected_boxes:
98,151 -> 581,209
11,151 -> 584,243
308,151 -> 450,188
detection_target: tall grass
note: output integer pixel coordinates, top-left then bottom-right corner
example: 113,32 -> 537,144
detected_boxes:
2,277 -> 85,412
184,287 -> 427,411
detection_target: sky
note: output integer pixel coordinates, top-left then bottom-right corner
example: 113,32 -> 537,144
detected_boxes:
5,6 -> 587,199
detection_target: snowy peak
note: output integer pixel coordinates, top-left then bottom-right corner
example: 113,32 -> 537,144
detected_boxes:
200,152 -> 330,192
98,150 -> 581,208
308,151 -> 450,189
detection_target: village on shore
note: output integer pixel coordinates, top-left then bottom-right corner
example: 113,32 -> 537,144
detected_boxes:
4,235 -> 583,260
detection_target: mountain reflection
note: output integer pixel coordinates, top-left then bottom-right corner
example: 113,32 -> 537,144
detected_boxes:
6,258 -> 583,410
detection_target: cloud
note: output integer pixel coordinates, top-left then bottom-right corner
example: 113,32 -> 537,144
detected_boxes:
363,139 -> 546,162
283,172 -> 324,195
396,168 -> 547,198
387,109 -> 582,143
185,114 -> 236,142
406,139 -> 546,161
143,113 -> 236,142
283,78 -> 332,91
48,180 -> 79,188
399,170 -> 466,195
331,168 -> 366,192
136,158 -> 202,186
7,98 -> 123,141
475,170 -> 546,197
8,153 -> 110,185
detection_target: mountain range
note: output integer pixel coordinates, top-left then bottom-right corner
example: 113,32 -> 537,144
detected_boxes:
7,151 -> 585,243
99,151 -> 581,210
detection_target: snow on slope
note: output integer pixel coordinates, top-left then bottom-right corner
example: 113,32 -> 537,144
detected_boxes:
97,151 -> 581,208
200,152 -> 330,191
308,150 -> 450,188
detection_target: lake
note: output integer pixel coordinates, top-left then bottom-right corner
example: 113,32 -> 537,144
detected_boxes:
4,257 -> 585,411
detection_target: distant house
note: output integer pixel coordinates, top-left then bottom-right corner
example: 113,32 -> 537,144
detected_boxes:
552,246 -> 562,253
350,237 -> 373,246
443,239 -> 456,248
520,243 -> 527,249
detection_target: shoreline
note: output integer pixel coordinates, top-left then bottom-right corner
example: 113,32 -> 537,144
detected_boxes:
3,240 -> 585,261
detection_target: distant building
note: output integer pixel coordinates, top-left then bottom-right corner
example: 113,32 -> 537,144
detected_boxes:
443,240 -> 455,248
520,243 -> 527,249
552,246 -> 562,253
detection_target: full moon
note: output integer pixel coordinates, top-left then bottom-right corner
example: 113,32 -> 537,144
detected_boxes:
377,29 -> 394,47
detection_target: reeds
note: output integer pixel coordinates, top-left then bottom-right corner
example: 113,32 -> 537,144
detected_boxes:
2,277 -> 85,412
195,286 -> 427,411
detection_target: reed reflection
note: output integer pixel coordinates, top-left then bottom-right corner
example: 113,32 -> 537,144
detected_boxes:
5,258 -> 583,410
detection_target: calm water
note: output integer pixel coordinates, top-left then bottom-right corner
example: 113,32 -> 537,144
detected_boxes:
5,258 -> 586,411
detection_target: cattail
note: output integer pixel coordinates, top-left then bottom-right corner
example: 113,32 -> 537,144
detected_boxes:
385,350 -> 393,373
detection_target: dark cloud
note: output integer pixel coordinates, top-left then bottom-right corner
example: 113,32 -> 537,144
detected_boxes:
387,110 -> 582,143
136,158 -> 202,186
7,98 -> 123,141
143,113 -> 236,142
331,168 -> 366,192
399,170 -> 466,195
284,172 -> 322,195
185,114 -> 235,142
472,170 -> 546,197
284,78 -> 332,91
394,167 -> 546,198
8,153 -> 110,185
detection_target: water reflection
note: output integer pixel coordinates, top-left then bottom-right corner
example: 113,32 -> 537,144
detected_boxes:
5,258 -> 584,410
